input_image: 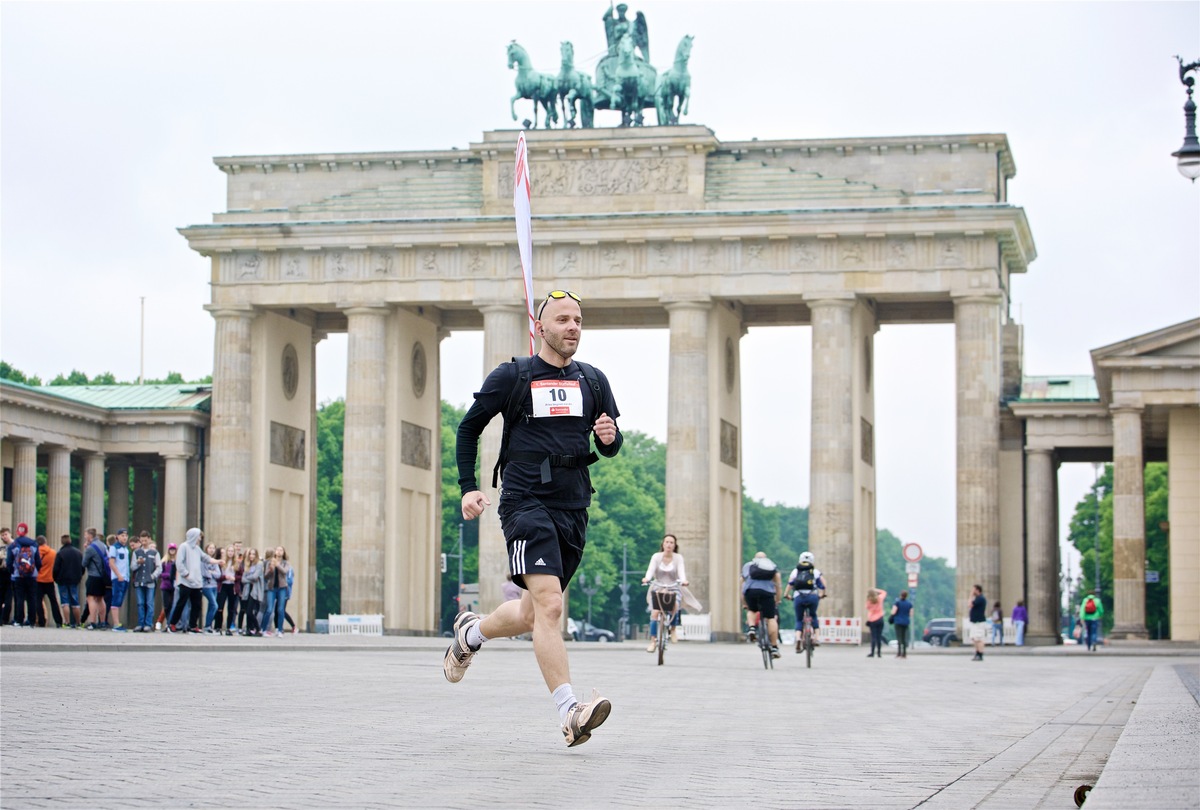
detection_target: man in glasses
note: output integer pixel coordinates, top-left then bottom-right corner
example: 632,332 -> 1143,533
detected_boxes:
449,289 -> 623,748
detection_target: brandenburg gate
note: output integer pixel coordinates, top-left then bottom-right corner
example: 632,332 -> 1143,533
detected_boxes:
179,125 -> 1035,639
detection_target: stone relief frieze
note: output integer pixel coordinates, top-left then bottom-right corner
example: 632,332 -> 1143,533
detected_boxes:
421,249 -> 438,275
938,238 -> 964,267
720,419 -> 739,468
466,248 -> 484,275
651,242 -> 674,270
327,252 -> 351,279
601,246 -> 628,274
401,421 -> 432,470
269,421 -> 305,470
745,242 -> 766,270
497,157 -> 688,198
698,243 -> 720,270
371,251 -> 394,276
283,254 -> 308,280
791,240 -> 819,268
840,240 -> 865,267
239,253 -> 263,280
556,247 -> 580,276
886,238 -> 913,268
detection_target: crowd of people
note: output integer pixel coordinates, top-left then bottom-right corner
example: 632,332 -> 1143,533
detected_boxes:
1,524 -> 298,637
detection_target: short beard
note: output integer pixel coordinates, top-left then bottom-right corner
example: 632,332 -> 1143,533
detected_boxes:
542,331 -> 577,361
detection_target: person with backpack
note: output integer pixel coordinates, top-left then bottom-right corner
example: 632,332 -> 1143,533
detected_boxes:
783,551 -> 827,651
449,289 -> 623,748
742,551 -> 783,658
7,523 -> 41,627
80,528 -> 110,630
1079,590 -> 1104,651
34,535 -> 62,628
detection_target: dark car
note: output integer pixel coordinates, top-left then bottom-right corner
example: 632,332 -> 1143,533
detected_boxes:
922,618 -> 960,646
575,620 -> 616,643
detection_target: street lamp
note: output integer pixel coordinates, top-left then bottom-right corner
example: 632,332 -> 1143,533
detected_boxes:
1092,462 -> 1102,596
579,572 -> 602,628
1171,57 -> 1200,181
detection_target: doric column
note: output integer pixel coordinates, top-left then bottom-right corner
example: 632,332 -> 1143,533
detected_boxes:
12,439 -> 38,535
341,305 -> 390,615
186,457 -> 200,530
806,294 -> 856,618
163,455 -> 189,547
476,303 -> 526,611
46,447 -> 73,545
205,305 -> 254,548
953,293 -> 1003,618
1110,405 -> 1148,639
133,466 -> 155,536
664,299 -> 712,608
1024,448 -> 1058,644
80,452 -> 106,535
107,460 -> 130,534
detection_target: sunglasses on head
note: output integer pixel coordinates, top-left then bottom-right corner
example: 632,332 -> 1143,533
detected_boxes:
537,290 -> 581,320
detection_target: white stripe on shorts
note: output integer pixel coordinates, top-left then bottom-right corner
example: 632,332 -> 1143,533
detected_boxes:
511,539 -> 525,576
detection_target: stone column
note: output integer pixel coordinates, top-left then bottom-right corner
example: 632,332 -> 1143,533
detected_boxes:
664,300 -> 712,608
80,452 -> 106,535
1024,448 -> 1058,644
132,467 -> 155,536
46,447 -> 73,545
12,439 -> 38,535
186,458 -> 200,530
163,455 -> 189,548
954,294 -> 1003,618
107,460 -> 130,535
806,295 -> 856,619
476,304 -> 526,611
341,305 -> 389,615
1110,405 -> 1148,639
205,305 -> 254,548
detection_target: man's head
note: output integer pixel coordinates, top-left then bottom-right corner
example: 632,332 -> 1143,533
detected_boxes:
799,551 -> 815,566
139,531 -> 152,547
116,529 -> 129,545
60,535 -> 72,547
36,535 -> 46,547
535,290 -> 582,363
972,584 -> 982,596
16,523 -> 28,537
1,529 -> 11,544
84,528 -> 97,543
186,527 -> 203,546
753,551 -> 766,560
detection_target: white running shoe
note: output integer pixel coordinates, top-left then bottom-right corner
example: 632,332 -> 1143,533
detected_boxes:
442,611 -> 481,683
561,689 -> 612,748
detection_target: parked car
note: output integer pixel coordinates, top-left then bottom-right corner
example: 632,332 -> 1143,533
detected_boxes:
569,619 -> 616,642
922,618 -> 961,646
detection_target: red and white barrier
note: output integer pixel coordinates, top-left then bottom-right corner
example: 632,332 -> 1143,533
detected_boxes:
817,617 -> 862,645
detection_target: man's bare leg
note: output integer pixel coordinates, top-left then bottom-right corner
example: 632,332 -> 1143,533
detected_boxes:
479,592 -> 533,639
522,573 -> 570,692
768,616 -> 780,647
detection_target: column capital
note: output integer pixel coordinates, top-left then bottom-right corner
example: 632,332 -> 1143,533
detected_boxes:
951,291 -> 1005,306
10,436 -> 37,447
1110,403 -> 1144,417
80,449 -> 106,460
342,303 -> 391,318
661,296 -> 712,312
803,291 -> 856,308
162,453 -> 190,461
204,304 -> 255,320
1024,447 -> 1054,457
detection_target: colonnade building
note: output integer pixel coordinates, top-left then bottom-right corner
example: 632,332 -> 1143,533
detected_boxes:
4,126 -> 1195,641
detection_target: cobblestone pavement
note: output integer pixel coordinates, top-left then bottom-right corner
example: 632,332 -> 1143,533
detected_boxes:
1,628 -> 1196,809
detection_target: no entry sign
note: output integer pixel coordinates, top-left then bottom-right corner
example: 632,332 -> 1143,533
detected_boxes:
902,543 -> 923,563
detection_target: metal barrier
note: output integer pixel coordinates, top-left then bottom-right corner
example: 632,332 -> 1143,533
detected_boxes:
328,614 -> 384,636
962,617 -> 1017,645
818,617 -> 862,645
680,613 -> 711,641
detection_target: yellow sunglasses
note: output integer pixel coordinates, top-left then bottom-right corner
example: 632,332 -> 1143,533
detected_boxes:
537,290 -> 582,319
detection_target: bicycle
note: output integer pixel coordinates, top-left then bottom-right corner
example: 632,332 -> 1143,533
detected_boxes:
646,582 -> 680,666
794,593 -> 826,669
757,612 -> 774,669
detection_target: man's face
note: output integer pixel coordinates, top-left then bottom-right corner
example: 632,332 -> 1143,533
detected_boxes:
118,532 -> 128,546
537,297 -> 582,360
972,587 -> 982,597
0,531 -> 10,544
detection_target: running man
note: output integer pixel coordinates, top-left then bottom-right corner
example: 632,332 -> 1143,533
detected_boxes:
448,289 -> 623,747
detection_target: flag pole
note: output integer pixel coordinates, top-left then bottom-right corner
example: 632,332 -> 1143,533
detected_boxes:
513,132 -> 536,356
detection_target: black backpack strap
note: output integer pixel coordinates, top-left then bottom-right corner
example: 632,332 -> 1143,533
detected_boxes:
491,356 -> 534,488
573,360 -> 604,426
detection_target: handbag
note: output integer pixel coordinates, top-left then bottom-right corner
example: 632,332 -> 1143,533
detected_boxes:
887,614 -> 895,625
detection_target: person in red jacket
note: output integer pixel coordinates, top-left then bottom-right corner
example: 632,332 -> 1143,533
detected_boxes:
34,535 -> 62,627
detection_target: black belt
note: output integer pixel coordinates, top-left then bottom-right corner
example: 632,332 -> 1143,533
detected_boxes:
508,451 -> 599,483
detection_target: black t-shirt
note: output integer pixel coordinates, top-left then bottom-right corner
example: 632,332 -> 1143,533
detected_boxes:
457,356 -> 622,509
969,594 -> 987,623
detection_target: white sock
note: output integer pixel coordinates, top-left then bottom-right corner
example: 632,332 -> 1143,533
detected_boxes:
552,683 -> 577,723
465,622 -> 489,651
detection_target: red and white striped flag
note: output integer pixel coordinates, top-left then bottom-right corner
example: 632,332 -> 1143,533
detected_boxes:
513,132 -> 535,356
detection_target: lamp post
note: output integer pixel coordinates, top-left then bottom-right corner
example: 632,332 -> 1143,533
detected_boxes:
617,541 -> 633,641
579,572 -> 602,628
1171,56 -> 1200,181
1092,462 -> 1102,597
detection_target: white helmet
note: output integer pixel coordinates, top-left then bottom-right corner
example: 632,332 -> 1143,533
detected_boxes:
799,551 -> 814,565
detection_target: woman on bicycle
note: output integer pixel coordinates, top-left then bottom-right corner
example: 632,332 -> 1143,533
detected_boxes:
641,533 -> 688,653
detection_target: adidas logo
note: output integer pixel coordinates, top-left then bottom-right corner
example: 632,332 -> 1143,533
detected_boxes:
534,558 -> 547,566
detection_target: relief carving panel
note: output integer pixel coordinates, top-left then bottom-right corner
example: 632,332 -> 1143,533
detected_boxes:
270,421 -> 306,470
497,158 -> 688,197
401,421 -> 432,470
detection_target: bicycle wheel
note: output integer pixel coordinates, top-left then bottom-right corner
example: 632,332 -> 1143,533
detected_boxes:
759,620 -> 772,670
805,627 -> 813,669
657,614 -> 667,666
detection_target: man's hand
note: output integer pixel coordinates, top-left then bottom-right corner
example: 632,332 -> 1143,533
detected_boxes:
461,491 -> 491,521
593,412 -> 617,445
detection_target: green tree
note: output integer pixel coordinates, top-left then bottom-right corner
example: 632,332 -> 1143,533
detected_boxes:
0,361 -> 42,386
314,399 -> 345,618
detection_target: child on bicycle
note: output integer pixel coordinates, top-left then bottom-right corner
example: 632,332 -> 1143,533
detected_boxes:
783,551 -> 827,651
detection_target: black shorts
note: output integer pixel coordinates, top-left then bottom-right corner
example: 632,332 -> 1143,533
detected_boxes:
498,493 -> 588,591
85,577 -> 108,598
743,588 -> 778,619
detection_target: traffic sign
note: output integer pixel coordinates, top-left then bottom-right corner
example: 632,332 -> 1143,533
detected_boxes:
907,572 -> 919,588
902,543 -> 923,563
905,561 -> 921,574
1146,570 -> 1159,583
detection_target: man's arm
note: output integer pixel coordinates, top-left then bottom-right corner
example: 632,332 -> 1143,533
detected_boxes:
109,554 -> 122,581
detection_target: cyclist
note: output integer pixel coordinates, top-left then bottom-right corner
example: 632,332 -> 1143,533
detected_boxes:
641,533 -> 688,652
782,551 -> 826,651
740,551 -> 782,659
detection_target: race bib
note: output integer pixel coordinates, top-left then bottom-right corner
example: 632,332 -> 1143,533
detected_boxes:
531,379 -> 583,418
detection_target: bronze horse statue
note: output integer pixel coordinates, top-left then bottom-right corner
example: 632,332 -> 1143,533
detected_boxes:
609,32 -> 657,126
655,35 -> 693,126
507,41 -> 559,129
556,41 -> 595,129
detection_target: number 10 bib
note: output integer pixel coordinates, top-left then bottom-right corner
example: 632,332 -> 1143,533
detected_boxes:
531,379 -> 583,418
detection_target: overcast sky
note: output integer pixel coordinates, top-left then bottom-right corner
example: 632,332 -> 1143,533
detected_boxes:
3,1 -> 1197,571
